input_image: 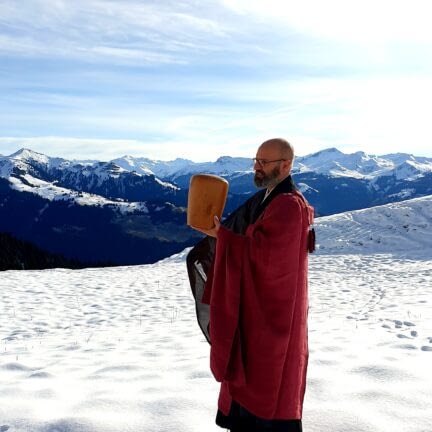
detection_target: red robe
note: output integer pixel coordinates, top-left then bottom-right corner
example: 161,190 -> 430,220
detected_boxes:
202,191 -> 313,420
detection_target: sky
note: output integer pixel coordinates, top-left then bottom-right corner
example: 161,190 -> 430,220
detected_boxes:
1,0 -> 432,162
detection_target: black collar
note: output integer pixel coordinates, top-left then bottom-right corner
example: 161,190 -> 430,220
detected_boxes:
251,175 -> 296,224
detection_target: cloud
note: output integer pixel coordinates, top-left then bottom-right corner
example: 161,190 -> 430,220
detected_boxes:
0,135 -> 254,162
2,72 -> 432,160
221,0 -> 432,43
0,136 -> 151,161
1,1 -> 432,161
0,0 -> 238,65
2,0 -> 430,75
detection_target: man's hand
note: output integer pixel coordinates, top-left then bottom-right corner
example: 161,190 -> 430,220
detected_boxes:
191,215 -> 220,238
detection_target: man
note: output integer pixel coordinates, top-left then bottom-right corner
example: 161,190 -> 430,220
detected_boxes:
187,138 -> 314,432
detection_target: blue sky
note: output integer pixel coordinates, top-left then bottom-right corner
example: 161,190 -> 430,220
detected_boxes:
1,0 -> 432,161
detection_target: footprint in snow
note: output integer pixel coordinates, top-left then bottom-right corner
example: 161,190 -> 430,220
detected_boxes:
403,321 -> 415,327
393,320 -> 403,328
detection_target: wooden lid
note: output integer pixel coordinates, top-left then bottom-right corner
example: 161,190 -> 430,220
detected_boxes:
187,174 -> 229,229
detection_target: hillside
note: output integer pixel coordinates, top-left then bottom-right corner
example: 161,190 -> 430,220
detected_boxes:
315,194 -> 432,257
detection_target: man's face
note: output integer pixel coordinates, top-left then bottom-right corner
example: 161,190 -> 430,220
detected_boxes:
253,145 -> 284,188
254,163 -> 281,188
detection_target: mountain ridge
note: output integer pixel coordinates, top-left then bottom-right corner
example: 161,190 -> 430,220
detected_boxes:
4,146 -> 432,181
1,146 -> 432,266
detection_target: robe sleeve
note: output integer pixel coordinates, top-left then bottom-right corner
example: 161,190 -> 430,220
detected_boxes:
207,225 -> 245,384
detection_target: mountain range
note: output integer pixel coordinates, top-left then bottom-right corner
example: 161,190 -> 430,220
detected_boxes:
1,147 -> 431,266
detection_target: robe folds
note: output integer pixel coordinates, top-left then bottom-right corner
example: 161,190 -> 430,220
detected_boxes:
202,191 -> 314,421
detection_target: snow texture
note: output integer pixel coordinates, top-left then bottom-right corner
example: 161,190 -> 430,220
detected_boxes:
315,194 -> 432,258
7,174 -> 148,214
0,196 -> 431,432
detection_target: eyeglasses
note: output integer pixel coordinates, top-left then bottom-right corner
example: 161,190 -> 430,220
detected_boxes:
252,158 -> 287,167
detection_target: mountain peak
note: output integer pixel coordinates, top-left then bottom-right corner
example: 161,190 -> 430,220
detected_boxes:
9,148 -> 44,159
8,148 -> 52,167
172,157 -> 192,163
352,150 -> 367,157
308,147 -> 344,158
216,156 -> 234,164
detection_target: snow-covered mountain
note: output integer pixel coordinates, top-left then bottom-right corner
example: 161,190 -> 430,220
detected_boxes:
111,147 -> 432,182
0,149 -> 181,208
0,149 -> 198,266
315,194 -> 432,258
110,148 -> 432,210
3,147 -> 432,182
2,147 -> 431,208
112,154 -> 253,180
1,147 -> 432,266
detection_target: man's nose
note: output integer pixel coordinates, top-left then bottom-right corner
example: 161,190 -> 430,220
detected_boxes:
253,159 -> 261,170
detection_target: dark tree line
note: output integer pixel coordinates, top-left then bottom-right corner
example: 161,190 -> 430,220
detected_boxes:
0,231 -> 113,271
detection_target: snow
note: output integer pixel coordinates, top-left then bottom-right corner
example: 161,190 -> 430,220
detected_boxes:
393,161 -> 432,181
8,174 -> 149,214
315,194 -> 432,258
113,156 -> 195,179
154,177 -> 180,190
111,156 -> 156,176
9,148 -> 66,170
381,153 -> 417,165
292,148 -> 432,180
293,148 -> 394,179
113,155 -> 252,180
90,163 -> 128,187
3,148 -> 432,190
8,175 -> 77,202
297,182 -> 319,194
69,150 -> 432,182
9,148 -> 51,165
388,188 -> 416,200
1,196 -> 431,431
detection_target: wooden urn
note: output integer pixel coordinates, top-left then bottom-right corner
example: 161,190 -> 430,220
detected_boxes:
187,174 -> 229,229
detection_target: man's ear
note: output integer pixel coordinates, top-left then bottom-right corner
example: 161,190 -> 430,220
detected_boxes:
283,159 -> 293,174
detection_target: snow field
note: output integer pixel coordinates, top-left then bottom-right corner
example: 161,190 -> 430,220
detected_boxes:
305,254 -> 431,432
0,251 -> 431,431
0,259 -> 219,432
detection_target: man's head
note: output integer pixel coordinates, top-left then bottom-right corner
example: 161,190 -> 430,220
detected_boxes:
253,138 -> 294,189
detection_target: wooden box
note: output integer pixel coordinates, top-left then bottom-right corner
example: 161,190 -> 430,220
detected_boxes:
187,174 -> 229,229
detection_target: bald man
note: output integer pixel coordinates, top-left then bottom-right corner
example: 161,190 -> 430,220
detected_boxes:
187,138 -> 314,432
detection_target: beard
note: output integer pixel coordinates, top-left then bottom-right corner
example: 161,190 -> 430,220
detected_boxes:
254,164 -> 281,188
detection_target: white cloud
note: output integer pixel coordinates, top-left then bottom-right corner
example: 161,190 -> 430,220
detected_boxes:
221,0 -> 432,43
1,1 -> 432,160
0,0 -> 236,65
0,135 -> 254,162
1,74 -> 432,161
